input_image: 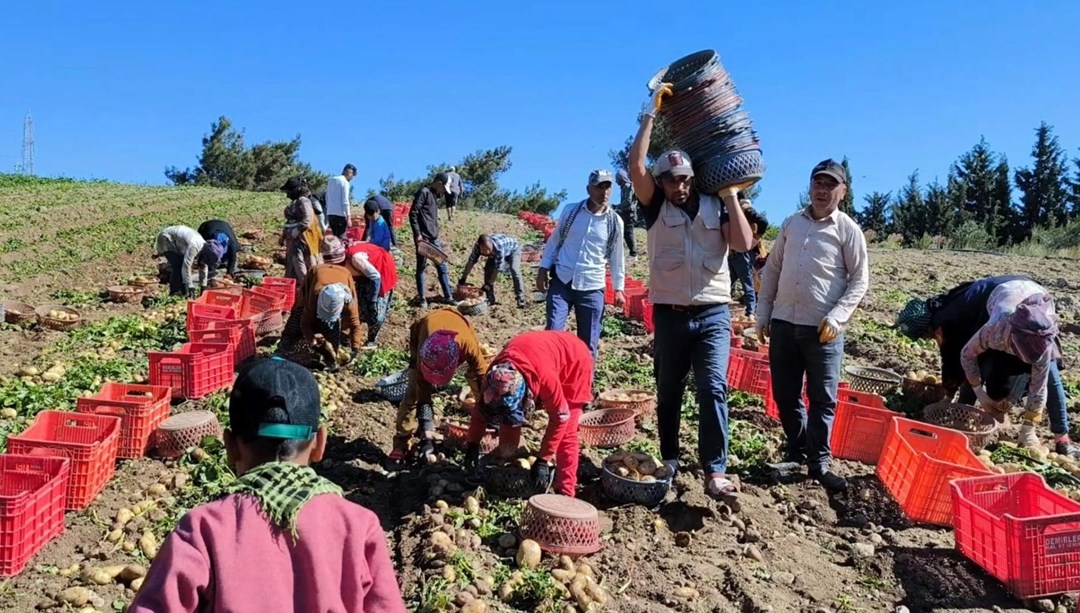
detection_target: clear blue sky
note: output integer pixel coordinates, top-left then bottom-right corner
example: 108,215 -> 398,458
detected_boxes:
2,1 -> 1079,223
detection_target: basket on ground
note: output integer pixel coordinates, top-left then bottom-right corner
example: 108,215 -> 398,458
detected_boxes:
34,305 -> 82,331
441,422 -> 498,455
923,402 -> 1000,452
596,389 -> 656,419
578,409 -> 637,448
108,285 -> 143,303
155,410 -> 222,458
876,417 -> 991,526
830,402 -> 901,464
7,411 -> 121,510
0,455 -> 70,577
903,377 -> 948,404
76,383 -> 172,459
600,461 -> 671,506
484,462 -> 539,499
453,284 -> 484,301
951,472 -> 1080,600
457,299 -> 488,317
844,366 -> 903,396
0,301 -> 34,325
520,494 -> 602,555
375,369 -> 410,403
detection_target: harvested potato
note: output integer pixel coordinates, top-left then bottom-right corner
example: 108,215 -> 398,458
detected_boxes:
139,531 -> 159,560
516,539 -> 541,569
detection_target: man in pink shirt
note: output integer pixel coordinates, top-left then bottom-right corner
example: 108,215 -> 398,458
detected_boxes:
130,358 -> 406,613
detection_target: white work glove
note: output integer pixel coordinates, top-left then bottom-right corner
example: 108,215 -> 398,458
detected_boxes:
972,385 -> 994,408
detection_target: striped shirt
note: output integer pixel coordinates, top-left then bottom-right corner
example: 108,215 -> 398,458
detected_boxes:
466,234 -> 518,268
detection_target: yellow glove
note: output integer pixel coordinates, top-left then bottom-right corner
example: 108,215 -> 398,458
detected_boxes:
651,83 -> 673,115
818,318 -> 841,343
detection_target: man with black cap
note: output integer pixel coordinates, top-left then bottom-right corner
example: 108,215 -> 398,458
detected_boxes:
129,357 -> 407,612
409,173 -> 456,308
757,159 -> 869,492
538,169 -> 626,361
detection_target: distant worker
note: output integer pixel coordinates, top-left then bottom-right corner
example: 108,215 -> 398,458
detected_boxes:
409,173 -> 456,308
280,177 -> 324,296
458,233 -> 527,308
154,225 -> 208,297
361,199 -> 393,252
326,164 -> 358,238
344,240 -> 398,347
538,169 -> 626,360
758,159 -> 869,493
127,358 -> 407,613
465,330 -> 594,498
897,276 -> 1080,458
444,166 -> 463,221
362,194 -> 398,250
727,200 -> 768,318
614,170 -> 639,259
197,219 -> 240,283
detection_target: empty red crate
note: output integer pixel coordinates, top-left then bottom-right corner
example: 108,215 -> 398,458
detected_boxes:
761,382 -> 812,423
201,318 -> 256,363
0,455 -> 70,576
876,417 -> 991,526
745,360 -> 771,397
76,382 -> 172,459
624,290 -> 648,318
642,301 -> 654,334
837,388 -> 886,410
951,473 -> 1080,599
830,402 -> 901,464
241,287 -> 283,316
194,290 -> 245,310
604,278 -> 614,305
7,412 -> 120,510
729,348 -> 767,391
186,301 -> 238,333
261,277 -> 296,311
149,342 -> 235,399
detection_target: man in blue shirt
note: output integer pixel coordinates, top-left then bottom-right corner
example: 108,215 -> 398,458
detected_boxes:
538,170 -> 626,360
358,192 -> 399,250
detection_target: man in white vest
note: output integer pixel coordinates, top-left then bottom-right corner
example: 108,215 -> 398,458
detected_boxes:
537,170 -> 626,361
627,87 -> 754,505
757,159 -> 869,493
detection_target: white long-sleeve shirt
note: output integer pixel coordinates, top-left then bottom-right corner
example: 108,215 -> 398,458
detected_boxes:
758,207 -> 868,328
540,200 -> 624,292
325,175 -> 351,218
155,225 -> 207,289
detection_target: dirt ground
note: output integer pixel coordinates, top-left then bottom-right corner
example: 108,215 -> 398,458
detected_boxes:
2,190 -> 1079,612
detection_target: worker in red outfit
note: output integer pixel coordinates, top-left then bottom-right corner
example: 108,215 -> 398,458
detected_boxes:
464,330 -> 594,497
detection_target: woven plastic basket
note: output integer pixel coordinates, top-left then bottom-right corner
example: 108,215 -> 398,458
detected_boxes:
484,463 -> 539,499
108,285 -> 143,303
596,389 -> 657,419
154,411 -> 222,458
375,369 -> 410,403
923,402 -> 1000,452
452,284 -> 484,301
457,300 -> 488,317
578,409 -> 637,448
441,422 -> 499,455
844,366 -> 903,396
520,494 -> 603,555
902,377 -> 948,404
0,301 -> 34,325
34,306 -> 82,331
417,241 -> 450,265
600,463 -> 671,506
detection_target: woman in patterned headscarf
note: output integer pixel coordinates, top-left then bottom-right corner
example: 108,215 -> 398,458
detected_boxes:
280,177 -> 324,295
465,330 -> 594,497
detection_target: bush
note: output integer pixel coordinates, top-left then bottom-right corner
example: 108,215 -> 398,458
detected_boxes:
883,233 -> 904,249
763,226 -> 779,241
914,233 -> 932,250
862,229 -> 878,244
949,220 -> 994,251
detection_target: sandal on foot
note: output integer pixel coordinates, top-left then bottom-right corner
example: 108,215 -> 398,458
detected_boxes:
705,473 -> 741,512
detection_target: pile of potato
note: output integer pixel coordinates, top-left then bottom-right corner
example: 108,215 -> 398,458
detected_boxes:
603,451 -> 672,482
243,255 -> 272,270
975,445 -> 1080,502
602,390 -> 652,403
459,297 -> 486,307
905,369 -> 941,384
128,275 -> 156,285
46,309 -> 79,322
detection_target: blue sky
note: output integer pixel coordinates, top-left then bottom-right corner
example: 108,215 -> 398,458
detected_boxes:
2,1 -> 1079,223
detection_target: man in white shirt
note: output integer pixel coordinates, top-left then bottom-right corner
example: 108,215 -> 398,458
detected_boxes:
445,166 -> 463,221
325,164 -> 357,238
758,159 -> 869,493
537,170 -> 626,360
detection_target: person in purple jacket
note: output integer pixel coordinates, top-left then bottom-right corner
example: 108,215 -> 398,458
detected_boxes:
129,358 -> 406,613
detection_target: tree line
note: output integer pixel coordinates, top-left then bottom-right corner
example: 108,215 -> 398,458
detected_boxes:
165,117 -> 564,215
853,123 -> 1080,250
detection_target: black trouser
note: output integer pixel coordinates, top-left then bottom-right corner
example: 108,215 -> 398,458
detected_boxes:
380,209 -> 398,246
328,215 -> 348,238
619,208 -> 637,256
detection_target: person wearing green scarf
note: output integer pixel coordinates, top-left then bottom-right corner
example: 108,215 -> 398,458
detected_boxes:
129,358 -> 406,613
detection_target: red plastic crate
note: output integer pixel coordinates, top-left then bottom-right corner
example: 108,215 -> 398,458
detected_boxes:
344,225 -> 366,242
241,287 -> 283,316
729,348 -> 767,391
149,342 -> 235,399
604,278 -> 614,305
623,290 -> 648,318
830,402 -> 902,464
745,360 -> 771,397
642,301 -> 654,334
194,290 -> 245,310
76,383 -> 172,459
186,301 -> 238,333
951,473 -> 1080,599
7,411 -> 121,510
262,277 -> 296,311
200,318 -> 257,363
876,417 -> 992,526
0,455 -> 70,576
837,388 -> 886,410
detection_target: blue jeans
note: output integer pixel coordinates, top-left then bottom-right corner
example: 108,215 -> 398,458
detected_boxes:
164,252 -> 186,295
415,239 -> 453,302
957,354 -> 1070,435
545,275 -> 605,360
653,304 -> 732,474
768,319 -> 844,474
728,251 -> 756,315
